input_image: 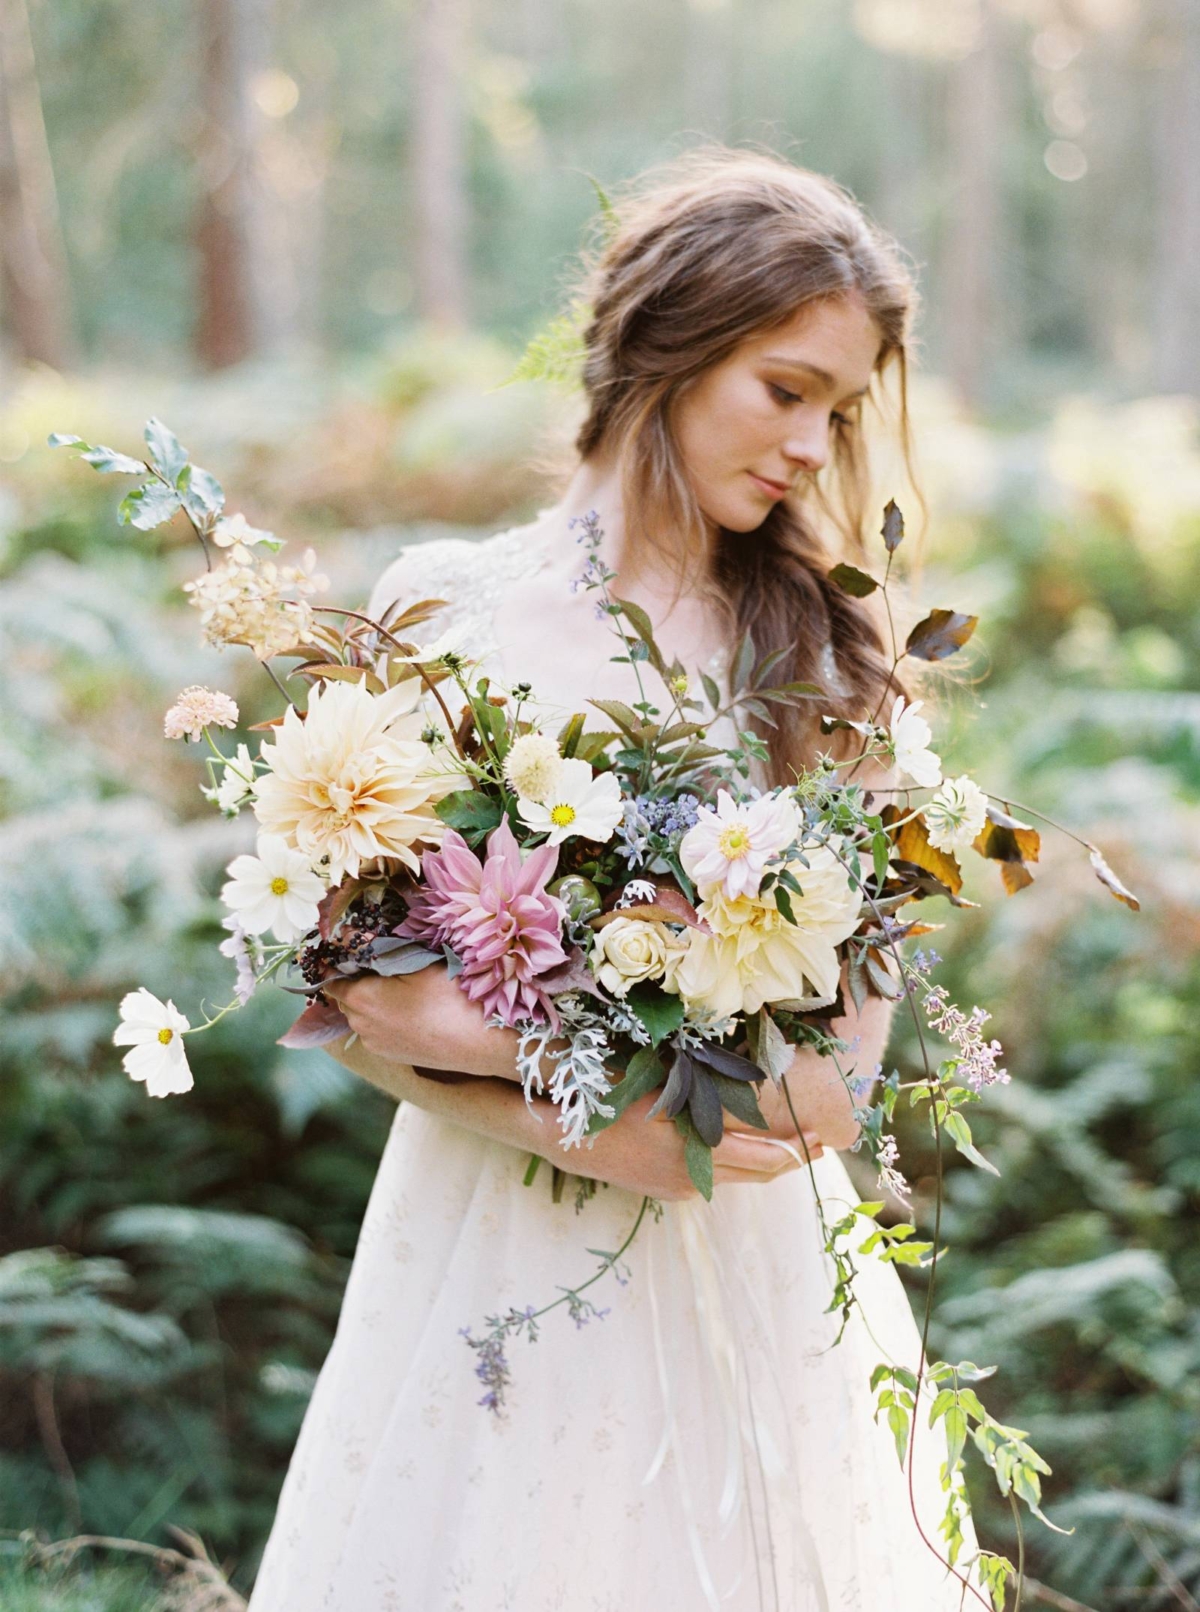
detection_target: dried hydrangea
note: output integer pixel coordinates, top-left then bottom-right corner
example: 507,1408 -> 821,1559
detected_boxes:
183,543 -> 327,660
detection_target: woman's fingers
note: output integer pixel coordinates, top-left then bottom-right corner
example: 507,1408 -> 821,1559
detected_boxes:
711,1126 -> 823,1186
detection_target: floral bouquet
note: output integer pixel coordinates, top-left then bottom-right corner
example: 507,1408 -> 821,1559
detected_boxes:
58,419 -> 1139,1611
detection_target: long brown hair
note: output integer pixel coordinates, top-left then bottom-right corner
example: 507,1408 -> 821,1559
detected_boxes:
565,143 -> 924,783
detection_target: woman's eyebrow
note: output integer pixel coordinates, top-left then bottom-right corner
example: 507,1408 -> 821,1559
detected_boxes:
762,356 -> 870,400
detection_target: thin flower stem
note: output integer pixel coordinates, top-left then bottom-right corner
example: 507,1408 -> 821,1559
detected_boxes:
814,835 -> 994,1611
262,659 -> 297,708
312,605 -> 466,757
524,1193 -> 651,1328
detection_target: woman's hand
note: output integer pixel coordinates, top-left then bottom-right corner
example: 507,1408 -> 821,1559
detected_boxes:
577,1092 -> 823,1200
323,966 -> 524,1079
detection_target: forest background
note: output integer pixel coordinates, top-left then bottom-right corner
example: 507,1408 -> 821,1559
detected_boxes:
2,0 -> 1199,1607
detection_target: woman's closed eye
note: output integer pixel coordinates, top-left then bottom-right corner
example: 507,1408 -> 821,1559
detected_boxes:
766,382 -> 851,427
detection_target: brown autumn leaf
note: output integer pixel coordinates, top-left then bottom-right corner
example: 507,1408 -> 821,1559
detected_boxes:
881,498 -> 905,553
1088,845 -> 1141,911
905,608 -> 978,662
894,813 -> 964,896
973,803 -> 1041,894
999,862 -> 1035,895
828,562 -> 879,597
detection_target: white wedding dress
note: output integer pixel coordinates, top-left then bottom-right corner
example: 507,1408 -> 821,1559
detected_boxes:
248,521 -> 978,1612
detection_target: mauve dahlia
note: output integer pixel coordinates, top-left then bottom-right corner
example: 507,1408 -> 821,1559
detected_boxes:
399,819 -> 567,1026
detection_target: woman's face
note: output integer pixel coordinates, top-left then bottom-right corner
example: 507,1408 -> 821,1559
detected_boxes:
672,292 -> 883,534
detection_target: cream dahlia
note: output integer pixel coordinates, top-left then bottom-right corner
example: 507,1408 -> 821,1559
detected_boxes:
253,677 -> 455,882
667,842 -> 861,1018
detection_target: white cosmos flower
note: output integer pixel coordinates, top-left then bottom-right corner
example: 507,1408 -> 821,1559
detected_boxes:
924,775 -> 989,855
889,695 -> 943,788
203,743 -> 257,817
680,788 -> 800,901
112,988 -> 194,1098
517,758 -> 623,846
221,832 -> 326,942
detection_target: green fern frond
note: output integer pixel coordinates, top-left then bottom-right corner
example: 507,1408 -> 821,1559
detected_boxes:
494,301 -> 591,391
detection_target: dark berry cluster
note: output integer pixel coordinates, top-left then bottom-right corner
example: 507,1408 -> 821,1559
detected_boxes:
297,888 -> 411,985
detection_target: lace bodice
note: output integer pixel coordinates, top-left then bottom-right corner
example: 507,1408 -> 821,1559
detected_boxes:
368,518 -> 850,728
368,521 -> 557,678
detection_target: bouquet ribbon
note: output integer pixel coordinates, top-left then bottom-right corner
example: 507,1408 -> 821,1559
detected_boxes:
643,1142 -> 832,1611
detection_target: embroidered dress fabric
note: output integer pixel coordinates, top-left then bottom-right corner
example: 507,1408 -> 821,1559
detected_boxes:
248,524 -> 976,1612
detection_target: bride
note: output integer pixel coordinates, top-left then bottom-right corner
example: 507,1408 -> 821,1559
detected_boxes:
248,145 -> 978,1611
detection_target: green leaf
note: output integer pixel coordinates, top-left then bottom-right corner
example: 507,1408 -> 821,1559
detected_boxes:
710,1071 -> 768,1129
905,608 -> 978,663
700,671 -> 722,711
434,790 -> 503,840
674,1112 -> 714,1201
47,431 -> 84,448
887,1402 -> 910,1466
144,417 -> 189,484
944,1405 -> 968,1467
589,697 -> 643,739
81,445 -> 147,475
625,983 -> 685,1048
588,1047 -> 664,1134
944,1111 -> 1001,1176
774,885 -> 796,924
117,482 -> 183,530
881,498 -> 905,553
732,630 -> 756,693
179,462 -> 226,521
828,562 -> 878,597
557,712 -> 586,757
872,830 -> 891,889
686,1064 -> 725,1147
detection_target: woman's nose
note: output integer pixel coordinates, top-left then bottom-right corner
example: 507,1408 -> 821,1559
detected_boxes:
782,418 -> 831,475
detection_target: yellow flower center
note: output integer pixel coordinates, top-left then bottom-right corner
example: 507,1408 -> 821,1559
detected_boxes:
270,876 -> 290,896
550,803 -> 576,828
157,1027 -> 174,1045
718,825 -> 751,860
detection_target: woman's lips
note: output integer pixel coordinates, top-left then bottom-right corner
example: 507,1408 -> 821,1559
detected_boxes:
748,471 -> 791,498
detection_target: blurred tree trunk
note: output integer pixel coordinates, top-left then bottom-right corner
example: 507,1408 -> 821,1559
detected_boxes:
1152,0 -> 1200,395
411,0 -> 469,330
0,0 -> 75,369
193,0 -> 292,369
942,1 -> 1006,411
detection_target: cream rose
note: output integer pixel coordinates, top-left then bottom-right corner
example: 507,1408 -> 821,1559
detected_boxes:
590,917 -> 688,998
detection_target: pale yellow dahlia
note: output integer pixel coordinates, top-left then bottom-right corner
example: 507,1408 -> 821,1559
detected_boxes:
667,842 -> 862,1018
253,677 -> 455,881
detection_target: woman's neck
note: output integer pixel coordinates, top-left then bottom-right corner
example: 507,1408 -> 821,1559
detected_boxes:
551,448 -> 713,606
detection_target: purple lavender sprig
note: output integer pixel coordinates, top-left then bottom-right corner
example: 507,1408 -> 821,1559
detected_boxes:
460,1194 -> 653,1416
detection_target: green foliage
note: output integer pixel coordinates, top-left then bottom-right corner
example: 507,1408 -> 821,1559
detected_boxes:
4,382 -> 1200,1608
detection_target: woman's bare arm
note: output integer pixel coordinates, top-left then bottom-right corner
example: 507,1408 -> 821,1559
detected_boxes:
322,1034 -> 825,1201
324,959 -> 889,1153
